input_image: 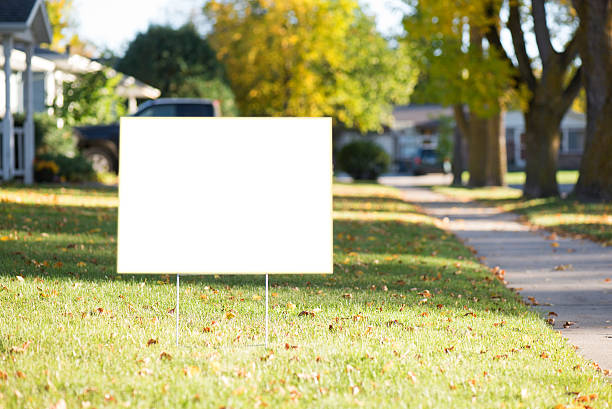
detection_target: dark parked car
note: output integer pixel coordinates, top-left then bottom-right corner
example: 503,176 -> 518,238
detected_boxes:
74,98 -> 221,173
412,148 -> 450,175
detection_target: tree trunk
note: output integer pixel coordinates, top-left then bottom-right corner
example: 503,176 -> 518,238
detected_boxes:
453,104 -> 506,187
523,108 -> 561,198
451,127 -> 464,185
485,109 -> 507,186
573,0 -> 612,200
467,116 -> 489,187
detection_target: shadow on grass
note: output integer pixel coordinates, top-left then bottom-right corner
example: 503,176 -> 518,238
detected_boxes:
1,214 -> 525,317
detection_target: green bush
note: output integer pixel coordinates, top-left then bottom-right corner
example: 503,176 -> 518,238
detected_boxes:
34,113 -> 78,157
337,140 -> 390,181
36,153 -> 95,183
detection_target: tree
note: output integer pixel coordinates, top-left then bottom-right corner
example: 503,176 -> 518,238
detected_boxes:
404,2 -> 512,186
573,0 -> 612,200
55,69 -> 127,127
116,24 -> 237,115
45,0 -> 88,53
484,0 -> 582,197
204,0 -> 417,133
407,0 -> 582,197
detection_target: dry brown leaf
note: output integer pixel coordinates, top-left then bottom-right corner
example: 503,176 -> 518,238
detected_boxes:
46,399 -> 66,409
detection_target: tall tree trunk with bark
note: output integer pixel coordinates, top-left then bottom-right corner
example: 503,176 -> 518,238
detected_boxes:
485,109 -> 507,186
453,104 -> 505,187
451,125 -> 464,186
523,106 -> 563,197
574,0 -> 612,200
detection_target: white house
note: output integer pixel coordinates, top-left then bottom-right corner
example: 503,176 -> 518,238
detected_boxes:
337,104 -> 586,172
0,0 -> 160,184
0,0 -> 52,184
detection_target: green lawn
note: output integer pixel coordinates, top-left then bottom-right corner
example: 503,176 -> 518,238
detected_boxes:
461,170 -> 579,186
0,183 -> 609,409
434,185 -> 612,246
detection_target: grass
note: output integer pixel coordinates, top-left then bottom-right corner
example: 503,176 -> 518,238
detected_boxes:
460,170 -> 579,186
434,185 -> 612,246
0,183 -> 610,409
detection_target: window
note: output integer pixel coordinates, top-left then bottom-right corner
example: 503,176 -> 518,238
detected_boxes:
176,104 -> 214,117
136,104 -> 176,117
568,129 -> 585,153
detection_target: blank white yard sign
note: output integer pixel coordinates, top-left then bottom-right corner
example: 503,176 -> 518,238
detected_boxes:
117,117 -> 332,275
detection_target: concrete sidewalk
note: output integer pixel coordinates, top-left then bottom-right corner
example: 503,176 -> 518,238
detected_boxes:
381,177 -> 612,373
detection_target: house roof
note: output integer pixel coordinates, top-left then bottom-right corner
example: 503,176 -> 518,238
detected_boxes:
33,47 -> 161,100
0,0 -> 52,44
0,0 -> 37,23
391,104 -> 453,131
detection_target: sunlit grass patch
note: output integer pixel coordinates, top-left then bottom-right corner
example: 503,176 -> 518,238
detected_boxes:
434,185 -> 612,245
0,183 -> 609,409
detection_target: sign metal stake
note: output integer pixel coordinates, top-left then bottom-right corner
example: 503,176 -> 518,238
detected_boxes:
176,274 -> 180,347
265,273 -> 269,348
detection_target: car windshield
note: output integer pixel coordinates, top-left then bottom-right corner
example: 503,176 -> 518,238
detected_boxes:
135,103 -> 215,117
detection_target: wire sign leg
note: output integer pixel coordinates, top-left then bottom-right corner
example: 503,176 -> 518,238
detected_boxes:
265,273 -> 269,348
176,274 -> 180,347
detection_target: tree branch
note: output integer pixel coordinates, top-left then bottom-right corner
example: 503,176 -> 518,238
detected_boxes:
559,26 -> 583,68
532,0 -> 555,64
508,2 -> 537,90
561,66 -> 583,113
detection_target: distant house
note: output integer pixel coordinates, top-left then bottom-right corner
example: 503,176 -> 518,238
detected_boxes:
0,0 -> 52,183
505,110 -> 586,169
337,104 -> 586,172
0,1 -> 160,183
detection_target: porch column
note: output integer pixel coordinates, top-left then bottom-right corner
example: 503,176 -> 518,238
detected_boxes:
24,43 -> 34,184
128,96 -> 138,114
514,130 -> 522,168
2,35 -> 14,181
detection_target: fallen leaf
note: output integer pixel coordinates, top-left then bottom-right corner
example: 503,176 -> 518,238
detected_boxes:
16,275 -> 24,282
343,293 -> 353,299
554,264 -> 573,271
147,338 -> 158,347
225,311 -> 236,320
47,399 -> 66,409
563,321 -> 576,328
10,341 -> 31,354
286,303 -> 296,311
183,366 -> 200,377
159,352 -> 172,360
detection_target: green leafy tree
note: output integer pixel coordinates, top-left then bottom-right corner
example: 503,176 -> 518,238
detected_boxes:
204,0 -> 417,132
405,0 -> 582,197
404,3 -> 512,186
116,24 -> 237,115
55,69 -> 127,126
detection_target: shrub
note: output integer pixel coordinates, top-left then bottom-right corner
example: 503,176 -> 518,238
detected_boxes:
337,140 -> 390,181
35,153 -> 95,183
34,113 -> 78,157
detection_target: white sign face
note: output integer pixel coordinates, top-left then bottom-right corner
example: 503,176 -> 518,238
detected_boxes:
117,117 -> 332,275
